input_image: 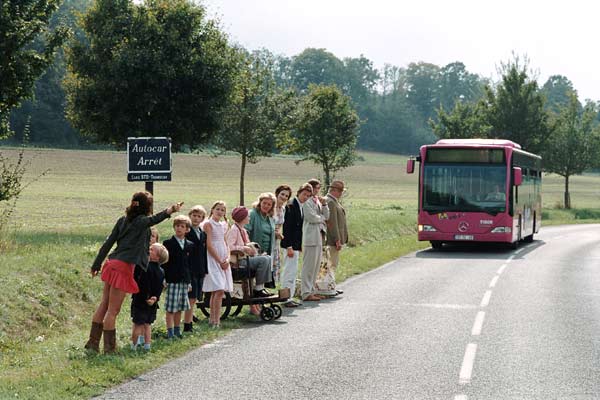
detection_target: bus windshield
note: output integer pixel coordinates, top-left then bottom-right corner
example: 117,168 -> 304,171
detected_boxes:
423,164 -> 507,214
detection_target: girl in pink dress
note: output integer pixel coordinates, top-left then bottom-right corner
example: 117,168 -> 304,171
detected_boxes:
201,201 -> 232,327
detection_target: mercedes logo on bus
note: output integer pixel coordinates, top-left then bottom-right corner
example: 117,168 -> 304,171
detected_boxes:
458,221 -> 469,232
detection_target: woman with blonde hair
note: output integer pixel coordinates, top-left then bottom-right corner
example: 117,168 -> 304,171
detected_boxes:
245,192 -> 276,295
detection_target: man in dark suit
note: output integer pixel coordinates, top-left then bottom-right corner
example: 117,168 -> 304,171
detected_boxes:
280,183 -> 313,307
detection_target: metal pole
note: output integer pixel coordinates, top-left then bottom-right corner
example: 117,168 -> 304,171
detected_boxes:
145,181 -> 154,195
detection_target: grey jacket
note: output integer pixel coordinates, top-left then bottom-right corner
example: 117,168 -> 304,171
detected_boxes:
91,210 -> 170,271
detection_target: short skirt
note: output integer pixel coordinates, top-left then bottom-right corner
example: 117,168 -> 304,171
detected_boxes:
101,259 -> 139,294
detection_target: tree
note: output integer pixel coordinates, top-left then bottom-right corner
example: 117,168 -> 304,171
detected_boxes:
399,62 -> 441,121
543,95 -> 600,209
342,55 -> 380,107
279,84 -> 360,187
65,0 -> 236,148
10,0 -> 92,146
0,0 -> 70,138
431,100 -> 491,139
212,50 -> 298,205
484,57 -> 551,153
541,75 -> 578,115
438,62 -> 485,112
431,56 -> 551,153
289,48 -> 345,92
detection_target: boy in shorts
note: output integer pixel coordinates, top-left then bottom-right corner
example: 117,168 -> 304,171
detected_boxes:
131,242 -> 168,350
163,215 -> 194,338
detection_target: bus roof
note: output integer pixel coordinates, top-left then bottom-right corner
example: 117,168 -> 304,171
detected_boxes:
434,139 -> 522,149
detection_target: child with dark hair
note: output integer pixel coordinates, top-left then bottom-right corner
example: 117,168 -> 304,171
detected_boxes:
163,215 -> 194,338
85,192 -> 182,354
130,243 -> 168,351
184,205 -> 208,332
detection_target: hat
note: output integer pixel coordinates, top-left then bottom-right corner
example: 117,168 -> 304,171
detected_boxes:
231,206 -> 249,223
328,180 -> 346,192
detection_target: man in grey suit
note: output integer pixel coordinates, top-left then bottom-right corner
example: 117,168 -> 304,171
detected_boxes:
323,180 -> 348,295
301,179 -> 329,301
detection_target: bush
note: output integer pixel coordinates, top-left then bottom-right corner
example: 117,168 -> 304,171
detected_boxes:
573,208 -> 600,219
0,147 -> 48,242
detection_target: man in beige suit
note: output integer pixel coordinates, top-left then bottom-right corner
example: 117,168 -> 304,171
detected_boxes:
301,179 -> 329,301
322,180 -> 348,295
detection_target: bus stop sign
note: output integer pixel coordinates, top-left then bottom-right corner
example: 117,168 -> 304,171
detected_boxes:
127,137 -> 172,182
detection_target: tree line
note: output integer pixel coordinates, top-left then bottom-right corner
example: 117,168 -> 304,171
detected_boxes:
2,0 -> 600,208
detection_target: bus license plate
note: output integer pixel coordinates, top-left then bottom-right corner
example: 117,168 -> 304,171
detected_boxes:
454,235 -> 474,240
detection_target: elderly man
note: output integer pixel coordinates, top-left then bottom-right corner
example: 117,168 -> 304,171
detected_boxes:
316,180 -> 348,296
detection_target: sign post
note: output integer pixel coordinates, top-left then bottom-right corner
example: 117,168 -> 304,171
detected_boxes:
127,137 -> 172,194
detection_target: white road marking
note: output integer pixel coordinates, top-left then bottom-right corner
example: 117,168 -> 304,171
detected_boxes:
497,264 -> 507,274
399,303 -> 478,310
515,247 -> 525,254
459,343 -> 478,384
471,311 -> 486,336
480,290 -> 492,307
454,395 -> 468,400
489,275 -> 499,288
507,255 -> 515,262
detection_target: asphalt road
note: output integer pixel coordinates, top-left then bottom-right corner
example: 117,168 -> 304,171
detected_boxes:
98,224 -> 600,400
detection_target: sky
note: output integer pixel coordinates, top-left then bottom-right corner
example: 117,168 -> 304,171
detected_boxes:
202,0 -> 599,101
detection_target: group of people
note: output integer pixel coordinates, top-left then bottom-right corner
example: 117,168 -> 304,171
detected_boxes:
84,178 -> 348,354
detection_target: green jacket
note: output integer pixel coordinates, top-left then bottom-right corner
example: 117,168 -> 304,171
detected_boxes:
245,209 -> 275,255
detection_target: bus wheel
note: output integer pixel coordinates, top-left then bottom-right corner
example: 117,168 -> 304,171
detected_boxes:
431,241 -> 443,250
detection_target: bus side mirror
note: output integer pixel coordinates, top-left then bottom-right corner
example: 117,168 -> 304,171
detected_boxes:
406,159 -> 415,174
513,167 -> 522,186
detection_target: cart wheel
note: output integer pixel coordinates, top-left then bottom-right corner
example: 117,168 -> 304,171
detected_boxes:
260,306 -> 275,321
272,304 -> 282,319
230,303 -> 243,317
198,292 -> 232,320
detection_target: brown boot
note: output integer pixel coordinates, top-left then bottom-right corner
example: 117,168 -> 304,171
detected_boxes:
103,329 -> 117,354
84,322 -> 103,353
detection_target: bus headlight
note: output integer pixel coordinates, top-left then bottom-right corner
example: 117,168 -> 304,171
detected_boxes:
491,227 -> 512,233
418,224 -> 437,232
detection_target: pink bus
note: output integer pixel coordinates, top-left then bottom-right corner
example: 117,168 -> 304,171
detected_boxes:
407,139 -> 542,249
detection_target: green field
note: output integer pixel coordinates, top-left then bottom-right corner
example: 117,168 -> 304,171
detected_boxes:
1,147 -> 599,399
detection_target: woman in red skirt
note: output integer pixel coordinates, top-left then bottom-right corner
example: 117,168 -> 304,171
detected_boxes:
85,191 -> 183,354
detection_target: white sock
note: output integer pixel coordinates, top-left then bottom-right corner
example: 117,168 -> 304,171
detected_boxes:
255,284 -> 264,290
